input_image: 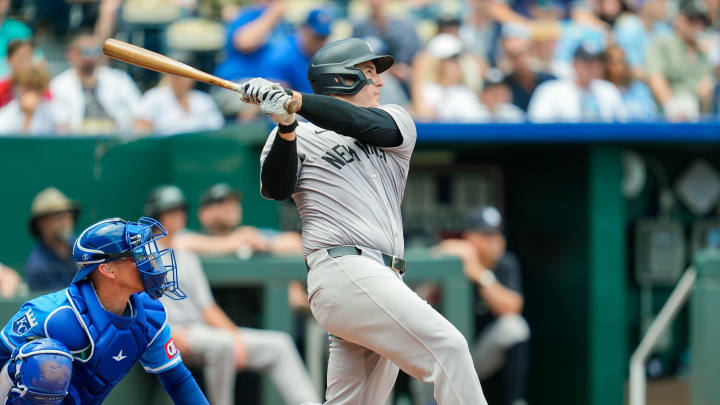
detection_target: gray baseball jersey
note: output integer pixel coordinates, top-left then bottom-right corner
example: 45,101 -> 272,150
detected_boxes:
260,104 -> 417,258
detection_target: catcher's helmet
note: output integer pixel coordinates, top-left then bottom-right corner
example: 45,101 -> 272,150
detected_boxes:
143,185 -> 187,219
72,217 -> 186,300
307,38 -> 394,95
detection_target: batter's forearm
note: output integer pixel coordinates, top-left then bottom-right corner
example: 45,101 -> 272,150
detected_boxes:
261,134 -> 298,200
298,93 -> 402,147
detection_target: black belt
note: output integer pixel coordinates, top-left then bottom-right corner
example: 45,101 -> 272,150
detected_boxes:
325,246 -> 407,275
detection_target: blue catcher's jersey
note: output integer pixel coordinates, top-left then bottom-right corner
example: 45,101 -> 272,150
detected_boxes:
0,281 -> 182,404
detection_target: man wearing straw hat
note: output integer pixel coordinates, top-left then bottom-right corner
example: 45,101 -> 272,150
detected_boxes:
25,187 -> 80,291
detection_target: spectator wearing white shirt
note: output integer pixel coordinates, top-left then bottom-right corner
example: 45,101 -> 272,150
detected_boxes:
480,69 -> 525,122
528,43 -> 626,122
134,70 -> 224,136
412,34 -> 488,122
0,66 -> 56,135
51,33 -> 140,135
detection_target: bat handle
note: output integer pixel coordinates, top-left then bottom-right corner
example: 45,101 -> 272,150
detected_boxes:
230,82 -> 299,114
285,99 -> 300,114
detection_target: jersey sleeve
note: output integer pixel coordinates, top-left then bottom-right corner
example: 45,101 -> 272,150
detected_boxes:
140,322 -> 183,374
376,104 -> 417,159
259,127 -> 282,165
1,301 -> 50,353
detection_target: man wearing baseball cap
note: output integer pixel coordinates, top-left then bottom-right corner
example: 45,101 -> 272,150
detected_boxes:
25,187 -> 81,290
267,8 -> 333,93
436,206 -> 529,405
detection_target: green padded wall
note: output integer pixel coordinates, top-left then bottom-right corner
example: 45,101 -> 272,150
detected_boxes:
0,123 -> 276,272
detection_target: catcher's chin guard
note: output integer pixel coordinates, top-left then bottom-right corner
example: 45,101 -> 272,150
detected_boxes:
6,338 -> 73,404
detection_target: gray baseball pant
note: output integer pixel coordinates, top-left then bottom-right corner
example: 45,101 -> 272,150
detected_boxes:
303,247 -> 488,405
411,314 -> 531,405
184,324 -> 320,405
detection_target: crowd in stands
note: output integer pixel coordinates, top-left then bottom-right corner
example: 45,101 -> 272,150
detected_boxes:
0,0 -> 719,136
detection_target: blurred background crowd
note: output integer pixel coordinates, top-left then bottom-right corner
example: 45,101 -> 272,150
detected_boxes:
0,0 -> 719,137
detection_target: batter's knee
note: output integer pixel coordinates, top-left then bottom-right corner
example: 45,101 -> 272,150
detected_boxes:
435,326 -> 472,360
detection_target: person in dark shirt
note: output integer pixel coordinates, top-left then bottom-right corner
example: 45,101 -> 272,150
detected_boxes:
25,187 -> 80,290
501,31 -> 555,111
437,206 -> 529,405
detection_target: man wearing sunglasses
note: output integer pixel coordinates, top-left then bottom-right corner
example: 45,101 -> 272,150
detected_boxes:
0,217 -> 208,404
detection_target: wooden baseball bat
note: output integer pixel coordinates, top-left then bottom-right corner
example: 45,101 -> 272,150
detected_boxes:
102,38 -> 300,113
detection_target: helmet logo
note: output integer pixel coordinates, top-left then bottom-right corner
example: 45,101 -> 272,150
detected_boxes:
365,40 -> 373,53
82,254 -> 89,261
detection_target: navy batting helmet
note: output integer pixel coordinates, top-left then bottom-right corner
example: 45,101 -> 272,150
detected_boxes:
307,38 -> 394,95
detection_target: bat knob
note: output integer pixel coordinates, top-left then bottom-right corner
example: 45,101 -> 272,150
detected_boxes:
285,99 -> 300,114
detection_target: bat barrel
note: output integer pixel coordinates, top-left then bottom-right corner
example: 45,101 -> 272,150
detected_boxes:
102,39 -> 299,114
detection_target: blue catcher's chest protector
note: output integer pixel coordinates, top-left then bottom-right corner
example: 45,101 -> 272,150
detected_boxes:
64,281 -> 166,404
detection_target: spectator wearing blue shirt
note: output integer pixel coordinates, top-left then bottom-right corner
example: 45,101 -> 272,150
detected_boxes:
25,187 -> 80,291
0,0 -> 32,77
214,0 -> 291,82
267,8 -> 332,94
604,44 -> 657,120
612,0 -> 671,78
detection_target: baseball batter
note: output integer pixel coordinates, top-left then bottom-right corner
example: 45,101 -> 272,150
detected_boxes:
244,38 -> 487,405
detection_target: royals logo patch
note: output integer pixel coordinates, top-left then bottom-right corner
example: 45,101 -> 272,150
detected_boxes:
164,338 -> 178,359
12,309 -> 38,336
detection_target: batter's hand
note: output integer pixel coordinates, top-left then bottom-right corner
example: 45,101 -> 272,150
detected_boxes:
261,87 -> 296,125
241,77 -> 281,104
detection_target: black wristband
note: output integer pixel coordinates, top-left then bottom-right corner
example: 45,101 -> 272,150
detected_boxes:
278,119 -> 298,134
